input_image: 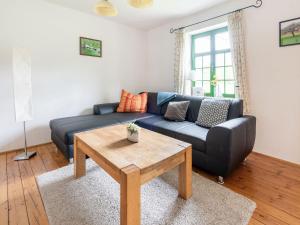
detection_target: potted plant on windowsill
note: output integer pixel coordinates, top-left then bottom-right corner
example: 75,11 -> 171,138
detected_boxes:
127,123 -> 140,143
211,74 -> 221,97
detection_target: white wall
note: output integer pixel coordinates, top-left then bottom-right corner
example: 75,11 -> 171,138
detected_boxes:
145,0 -> 300,164
0,0 -> 147,152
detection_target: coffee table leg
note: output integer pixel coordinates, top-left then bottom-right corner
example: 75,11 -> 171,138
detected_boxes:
179,146 -> 192,200
120,165 -> 141,225
74,138 -> 86,178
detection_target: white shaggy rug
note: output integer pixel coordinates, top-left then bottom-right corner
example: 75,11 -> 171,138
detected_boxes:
36,159 -> 256,225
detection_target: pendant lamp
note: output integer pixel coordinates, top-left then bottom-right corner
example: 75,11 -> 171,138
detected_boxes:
128,0 -> 153,8
95,0 -> 118,17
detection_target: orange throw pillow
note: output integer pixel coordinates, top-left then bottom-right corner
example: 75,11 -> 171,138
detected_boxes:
117,90 -> 148,113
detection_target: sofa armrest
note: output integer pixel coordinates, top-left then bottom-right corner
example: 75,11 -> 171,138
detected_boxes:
206,116 -> 256,174
93,102 -> 119,115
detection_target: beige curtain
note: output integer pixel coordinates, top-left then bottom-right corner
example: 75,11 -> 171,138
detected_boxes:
174,29 -> 186,94
228,11 -> 250,113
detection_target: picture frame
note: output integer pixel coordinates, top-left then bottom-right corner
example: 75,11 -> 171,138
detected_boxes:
279,17 -> 300,47
80,37 -> 102,57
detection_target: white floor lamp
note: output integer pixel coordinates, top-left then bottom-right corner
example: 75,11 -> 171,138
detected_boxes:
13,48 -> 36,160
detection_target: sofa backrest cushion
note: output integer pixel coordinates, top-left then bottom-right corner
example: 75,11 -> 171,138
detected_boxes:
227,99 -> 243,120
160,95 -> 243,122
147,92 -> 162,115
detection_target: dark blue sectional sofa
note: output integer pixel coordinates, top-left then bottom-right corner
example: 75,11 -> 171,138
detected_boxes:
50,92 -> 256,179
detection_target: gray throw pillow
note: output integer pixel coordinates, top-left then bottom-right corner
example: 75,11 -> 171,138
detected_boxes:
164,101 -> 190,122
196,99 -> 231,128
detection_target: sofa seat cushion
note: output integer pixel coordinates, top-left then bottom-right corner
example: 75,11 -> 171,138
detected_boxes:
110,112 -> 154,123
176,124 -> 209,152
50,113 -> 154,145
136,116 -> 190,137
136,116 -> 209,152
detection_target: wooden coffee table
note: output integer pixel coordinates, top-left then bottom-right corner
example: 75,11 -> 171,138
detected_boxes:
74,124 -> 192,225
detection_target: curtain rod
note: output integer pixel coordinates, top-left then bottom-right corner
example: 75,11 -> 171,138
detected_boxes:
169,0 -> 263,33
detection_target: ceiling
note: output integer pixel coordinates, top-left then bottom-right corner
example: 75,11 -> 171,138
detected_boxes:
45,0 -> 229,30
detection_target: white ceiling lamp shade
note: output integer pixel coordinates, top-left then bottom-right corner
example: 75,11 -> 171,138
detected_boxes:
128,0 -> 153,8
94,0 -> 118,17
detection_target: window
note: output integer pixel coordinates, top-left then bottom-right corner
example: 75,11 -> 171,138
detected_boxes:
191,26 -> 235,98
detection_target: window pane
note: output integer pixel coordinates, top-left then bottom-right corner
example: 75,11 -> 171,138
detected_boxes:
215,53 -> 224,67
225,67 -> 234,80
216,81 -> 225,97
203,55 -> 211,68
195,57 -> 202,69
215,32 -> 230,51
225,52 -> 232,66
193,69 -> 202,80
225,81 -> 235,94
203,81 -> 211,93
203,68 -> 210,80
216,67 -> 224,80
195,36 -> 211,53
195,81 -> 202,87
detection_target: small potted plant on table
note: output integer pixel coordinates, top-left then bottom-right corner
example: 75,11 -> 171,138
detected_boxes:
127,123 -> 140,143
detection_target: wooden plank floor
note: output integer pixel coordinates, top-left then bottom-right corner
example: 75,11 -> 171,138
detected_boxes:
0,143 -> 299,225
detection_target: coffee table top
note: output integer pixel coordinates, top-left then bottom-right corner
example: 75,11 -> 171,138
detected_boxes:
75,124 -> 191,171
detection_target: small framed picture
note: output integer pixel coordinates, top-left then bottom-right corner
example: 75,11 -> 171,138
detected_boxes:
80,37 -> 102,57
279,17 -> 300,47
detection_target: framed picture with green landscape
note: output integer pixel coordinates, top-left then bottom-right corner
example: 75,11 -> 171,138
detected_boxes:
80,37 -> 102,57
279,17 -> 300,47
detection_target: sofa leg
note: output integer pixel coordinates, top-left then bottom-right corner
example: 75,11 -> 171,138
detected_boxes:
69,158 -> 74,164
217,176 -> 224,185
